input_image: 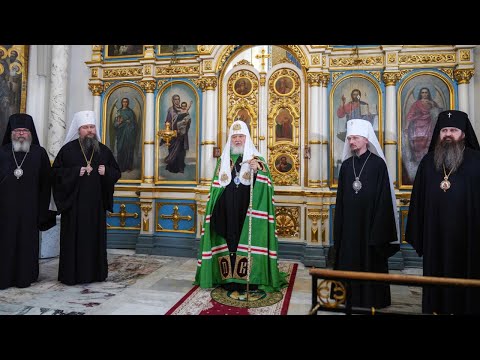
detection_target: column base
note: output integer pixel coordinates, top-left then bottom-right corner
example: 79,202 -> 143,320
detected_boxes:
39,216 -> 60,258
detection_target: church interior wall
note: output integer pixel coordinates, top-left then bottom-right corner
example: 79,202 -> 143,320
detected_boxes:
4,44 -> 477,268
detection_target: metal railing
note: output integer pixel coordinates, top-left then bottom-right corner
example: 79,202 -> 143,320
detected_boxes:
309,268 -> 480,315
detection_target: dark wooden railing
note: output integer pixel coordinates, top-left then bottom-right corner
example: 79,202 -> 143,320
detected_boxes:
309,268 -> 480,315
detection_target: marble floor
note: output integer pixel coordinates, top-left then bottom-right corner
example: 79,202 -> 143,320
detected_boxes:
0,249 -> 422,315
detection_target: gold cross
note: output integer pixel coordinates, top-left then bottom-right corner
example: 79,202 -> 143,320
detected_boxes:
108,204 -> 139,227
160,205 -> 192,230
255,48 -> 271,72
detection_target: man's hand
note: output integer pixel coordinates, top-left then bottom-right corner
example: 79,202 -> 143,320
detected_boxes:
80,167 -> 86,176
248,159 -> 259,172
98,165 -> 106,176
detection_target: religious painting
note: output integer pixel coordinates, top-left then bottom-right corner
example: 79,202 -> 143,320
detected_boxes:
275,108 -> 293,142
398,72 -> 453,188
158,45 -> 197,54
106,45 -> 144,58
235,108 -> 252,133
156,81 -> 198,184
274,76 -> 294,96
274,154 -> 294,173
233,77 -> 253,97
0,45 -> 28,142
330,74 -> 382,187
103,84 -> 145,182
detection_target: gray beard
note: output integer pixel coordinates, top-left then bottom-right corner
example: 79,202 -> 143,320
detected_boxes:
434,138 -> 465,173
231,144 -> 244,155
12,139 -> 31,152
350,146 -> 368,157
80,136 -> 100,154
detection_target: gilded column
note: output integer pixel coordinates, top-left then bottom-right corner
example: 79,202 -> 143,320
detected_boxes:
200,76 -> 218,184
88,45 -> 103,135
454,69 -> 474,114
258,72 -> 268,156
321,73 -> 329,187
139,80 -> 156,184
87,83 -> 103,133
46,45 -> 70,160
382,71 -> 401,187
198,78 -> 207,184
307,72 -> 322,187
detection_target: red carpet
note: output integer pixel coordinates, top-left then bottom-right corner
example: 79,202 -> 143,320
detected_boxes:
166,262 -> 298,315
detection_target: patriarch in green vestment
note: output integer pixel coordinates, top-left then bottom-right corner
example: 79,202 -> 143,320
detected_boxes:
195,120 -> 287,292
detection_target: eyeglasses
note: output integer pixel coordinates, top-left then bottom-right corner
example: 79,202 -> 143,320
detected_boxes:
13,129 -> 30,133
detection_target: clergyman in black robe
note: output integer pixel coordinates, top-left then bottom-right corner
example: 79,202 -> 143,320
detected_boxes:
333,119 -> 399,309
406,110 -> 480,314
0,113 -> 55,290
52,110 -> 121,285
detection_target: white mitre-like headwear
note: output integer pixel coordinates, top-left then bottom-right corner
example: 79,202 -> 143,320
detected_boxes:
218,120 -> 261,187
63,110 -> 101,145
342,119 -> 400,244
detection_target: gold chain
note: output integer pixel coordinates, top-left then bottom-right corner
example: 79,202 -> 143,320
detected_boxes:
442,163 -> 454,180
78,138 -> 94,166
442,144 -> 465,180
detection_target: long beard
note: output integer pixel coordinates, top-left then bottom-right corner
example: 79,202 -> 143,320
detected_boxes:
80,136 -> 100,154
12,139 -> 31,152
434,138 -> 465,173
231,144 -> 244,155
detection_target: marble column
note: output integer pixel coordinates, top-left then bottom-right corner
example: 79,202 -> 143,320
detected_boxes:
46,45 -> 70,161
93,95 -> 101,128
42,45 -> 70,258
139,80 -> 156,185
321,74 -> 329,187
200,76 -> 218,184
454,69 -> 474,114
26,45 -> 49,146
382,71 -> 401,187
307,72 -> 322,187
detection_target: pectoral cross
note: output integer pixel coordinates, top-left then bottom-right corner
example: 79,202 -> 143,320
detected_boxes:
255,48 -> 271,72
160,205 -> 192,230
86,162 -> 93,176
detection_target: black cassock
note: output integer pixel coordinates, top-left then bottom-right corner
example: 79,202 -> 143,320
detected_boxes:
210,155 -> 256,270
52,140 -> 120,285
334,150 -> 399,309
406,149 -> 480,314
0,144 -> 53,289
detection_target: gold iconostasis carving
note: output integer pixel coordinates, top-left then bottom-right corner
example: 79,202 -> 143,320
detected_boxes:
226,64 -> 302,187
